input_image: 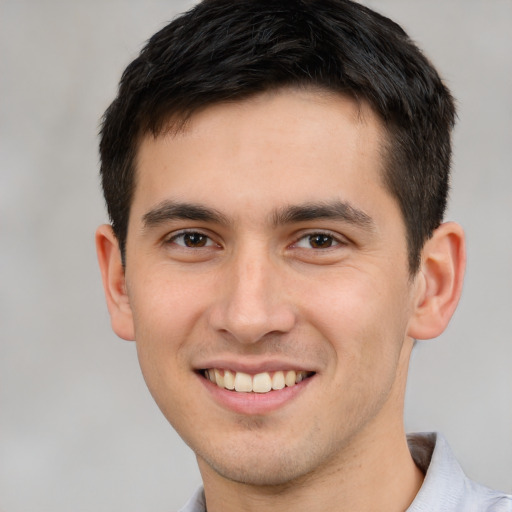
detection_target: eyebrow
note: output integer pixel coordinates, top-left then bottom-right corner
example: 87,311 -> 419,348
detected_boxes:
141,199 -> 374,231
142,200 -> 230,228
272,201 -> 374,230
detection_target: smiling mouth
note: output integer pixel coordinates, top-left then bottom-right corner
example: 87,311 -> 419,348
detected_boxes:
201,369 -> 315,393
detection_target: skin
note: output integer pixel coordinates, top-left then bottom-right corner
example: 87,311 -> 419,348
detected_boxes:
96,88 -> 465,512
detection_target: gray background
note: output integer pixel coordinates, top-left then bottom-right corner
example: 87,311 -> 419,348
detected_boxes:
1,1 -> 511,510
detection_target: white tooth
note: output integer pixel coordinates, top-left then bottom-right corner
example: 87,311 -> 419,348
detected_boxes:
285,370 -> 296,387
253,372 -> 272,393
207,369 -> 216,383
296,371 -> 309,383
214,369 -> 224,388
224,370 -> 235,390
271,371 -> 285,390
234,371 -> 253,392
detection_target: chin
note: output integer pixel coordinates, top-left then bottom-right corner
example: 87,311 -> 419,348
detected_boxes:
196,434 -> 332,487
206,456 -> 309,487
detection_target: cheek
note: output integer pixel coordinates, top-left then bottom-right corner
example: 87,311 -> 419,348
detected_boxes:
129,276 -> 209,432
127,269 -> 212,390
304,269 -> 410,369
310,273 -> 411,424
129,267 -> 211,339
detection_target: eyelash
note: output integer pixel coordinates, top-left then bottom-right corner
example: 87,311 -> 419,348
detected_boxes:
292,231 -> 345,250
165,230 -> 346,251
165,230 -> 219,248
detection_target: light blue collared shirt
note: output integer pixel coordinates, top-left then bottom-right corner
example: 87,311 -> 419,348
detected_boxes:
178,432 -> 512,512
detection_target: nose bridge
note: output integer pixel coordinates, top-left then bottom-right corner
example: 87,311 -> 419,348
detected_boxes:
212,240 -> 295,343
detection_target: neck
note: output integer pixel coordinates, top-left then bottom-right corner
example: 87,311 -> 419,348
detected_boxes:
199,339 -> 424,512
199,421 -> 423,512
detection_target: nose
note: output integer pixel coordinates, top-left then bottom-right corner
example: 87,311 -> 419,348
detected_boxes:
208,245 -> 296,344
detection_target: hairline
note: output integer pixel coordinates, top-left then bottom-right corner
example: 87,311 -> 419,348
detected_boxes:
122,84 -> 421,275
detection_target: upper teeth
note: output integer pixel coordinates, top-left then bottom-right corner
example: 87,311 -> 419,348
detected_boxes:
205,369 -> 310,393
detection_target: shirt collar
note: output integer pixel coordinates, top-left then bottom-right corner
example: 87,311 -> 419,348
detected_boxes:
407,432 -> 468,511
179,432 -> 509,512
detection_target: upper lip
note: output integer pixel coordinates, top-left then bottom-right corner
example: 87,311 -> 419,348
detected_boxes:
194,357 -> 318,375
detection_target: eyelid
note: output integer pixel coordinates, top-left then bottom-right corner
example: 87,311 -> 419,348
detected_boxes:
295,229 -> 348,242
290,229 -> 349,249
164,228 -> 221,248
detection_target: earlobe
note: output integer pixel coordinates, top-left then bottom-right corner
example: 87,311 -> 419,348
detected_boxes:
95,225 -> 135,341
407,222 -> 466,340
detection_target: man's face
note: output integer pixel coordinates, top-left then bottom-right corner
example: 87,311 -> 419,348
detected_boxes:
121,89 -> 420,486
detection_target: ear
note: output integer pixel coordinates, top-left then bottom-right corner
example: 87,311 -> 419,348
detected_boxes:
407,222 -> 466,340
95,224 -> 135,341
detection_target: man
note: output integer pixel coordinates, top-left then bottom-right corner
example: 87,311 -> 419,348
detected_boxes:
95,0 -> 511,510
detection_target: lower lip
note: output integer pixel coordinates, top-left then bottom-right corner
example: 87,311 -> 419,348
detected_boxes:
198,374 -> 314,415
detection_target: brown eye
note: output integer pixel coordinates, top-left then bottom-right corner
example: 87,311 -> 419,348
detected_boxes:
294,232 -> 341,250
308,234 -> 334,249
170,232 -> 214,248
183,233 -> 207,247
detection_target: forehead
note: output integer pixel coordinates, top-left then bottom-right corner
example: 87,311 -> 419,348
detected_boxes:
132,88 -> 394,225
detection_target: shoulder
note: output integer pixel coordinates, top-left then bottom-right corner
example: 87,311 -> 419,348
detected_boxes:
464,479 -> 512,512
177,486 -> 206,512
407,432 -> 511,512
